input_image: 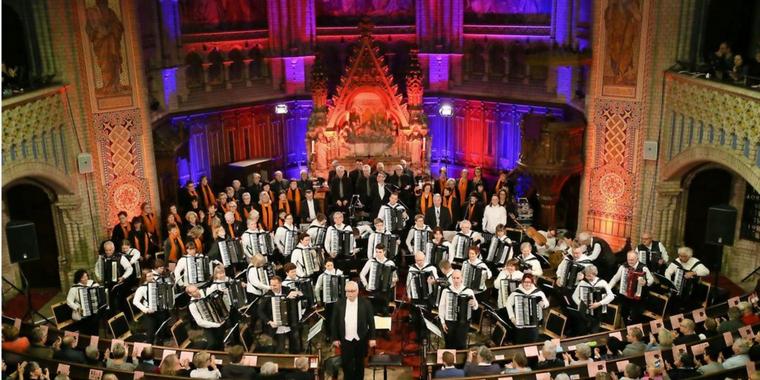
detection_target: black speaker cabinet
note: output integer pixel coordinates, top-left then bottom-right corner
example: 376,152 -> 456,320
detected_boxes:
705,205 -> 737,246
6,220 -> 40,263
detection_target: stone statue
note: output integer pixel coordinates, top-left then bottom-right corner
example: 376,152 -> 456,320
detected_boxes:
85,0 -> 126,95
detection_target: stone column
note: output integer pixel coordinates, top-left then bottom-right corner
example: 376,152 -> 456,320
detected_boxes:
223,61 -> 233,89
655,181 -> 683,253
202,63 -> 212,92
243,59 -> 253,86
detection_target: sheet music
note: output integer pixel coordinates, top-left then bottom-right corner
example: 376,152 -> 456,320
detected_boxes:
374,316 -> 392,331
307,318 -> 324,342
424,317 -> 444,339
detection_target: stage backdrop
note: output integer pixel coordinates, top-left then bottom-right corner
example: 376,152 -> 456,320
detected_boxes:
179,0 -> 267,33
315,0 -> 415,26
464,0 -> 552,25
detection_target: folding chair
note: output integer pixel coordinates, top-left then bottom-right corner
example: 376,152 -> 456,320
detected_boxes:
126,293 -> 143,322
171,319 -> 191,348
51,302 -> 74,330
543,309 -> 567,339
107,312 -> 132,340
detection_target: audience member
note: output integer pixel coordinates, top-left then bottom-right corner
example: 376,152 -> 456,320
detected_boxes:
729,54 -> 747,82
104,343 -> 136,372
672,319 -> 699,345
102,375 -> 117,380
2,326 -> 30,354
23,361 -> 50,380
702,317 -> 720,340
535,340 -> 564,369
84,346 -> 104,368
620,363 -> 642,380
740,301 -> 760,325
722,338 -> 750,369
220,345 -> 257,379
697,347 -> 723,375
748,50 -> 760,86
434,351 -> 465,378
718,307 -> 743,333
503,352 -> 531,374
190,351 -> 221,379
284,357 -> 314,380
622,327 -> 646,356
159,354 -> 190,377
134,346 -> 157,373
258,362 -> 281,379
646,328 -> 673,352
463,346 -> 502,376
26,327 -> 53,359
52,337 -> 85,364
667,352 -> 700,380
564,343 -> 592,365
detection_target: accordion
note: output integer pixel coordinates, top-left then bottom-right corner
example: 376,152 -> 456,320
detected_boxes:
409,270 -> 435,301
672,266 -> 697,297
77,286 -> 108,317
310,226 -> 327,248
185,256 -> 212,284
620,267 -> 645,300
498,278 -> 521,309
193,290 -> 230,324
290,279 -> 316,310
257,232 -> 275,257
216,280 -> 248,309
300,248 -> 324,277
444,292 -> 471,323
248,265 -> 271,294
383,206 -> 405,232
486,236 -> 511,265
100,256 -> 125,287
462,262 -> 485,292
269,295 -> 300,327
513,293 -> 542,327
323,274 -> 346,304
638,248 -> 664,272
452,233 -> 472,262
374,232 -> 398,260
331,229 -> 355,257
579,286 -> 607,317
219,239 -> 245,267
411,229 -> 431,254
367,261 -> 394,292
562,260 -> 586,290
425,242 -> 448,267
282,229 -> 298,257
147,282 -> 175,312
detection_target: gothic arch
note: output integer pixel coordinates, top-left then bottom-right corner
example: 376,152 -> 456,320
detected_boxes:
662,146 -> 760,192
2,162 -> 76,196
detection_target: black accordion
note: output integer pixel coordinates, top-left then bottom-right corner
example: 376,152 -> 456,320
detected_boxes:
147,282 -> 175,312
290,279 -> 316,310
425,242 -> 448,267
269,295 -> 300,327
367,261 -> 394,292
310,226 -> 327,248
184,256 -> 212,284
409,270 -> 435,303
282,229 -> 298,257
100,256 -> 125,288
300,248 -> 324,277
452,233 -> 472,262
374,232 -> 399,260
77,286 -> 108,317
330,229 -> 355,257
513,293 -> 542,327
444,292 -> 471,323
672,265 -> 698,297
498,278 -> 521,309
218,239 -> 245,267
411,229 -> 431,254
579,286 -> 607,317
216,280 -> 248,309
193,290 -> 230,324
382,205 -> 406,232
322,274 -> 346,304
485,236 -> 511,265
462,262 -> 485,292
562,260 -> 586,290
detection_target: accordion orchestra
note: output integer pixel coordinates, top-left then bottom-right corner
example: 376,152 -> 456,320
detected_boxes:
147,282 -> 175,312
218,239 -> 245,268
193,290 -> 231,325
512,293 -> 542,327
620,267 -> 646,300
78,286 -> 109,317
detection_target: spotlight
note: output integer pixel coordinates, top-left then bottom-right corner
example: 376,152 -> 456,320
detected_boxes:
438,103 -> 453,117
275,103 -> 289,115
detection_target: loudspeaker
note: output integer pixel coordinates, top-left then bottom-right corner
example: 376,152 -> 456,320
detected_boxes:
705,205 -> 737,246
6,221 -> 40,263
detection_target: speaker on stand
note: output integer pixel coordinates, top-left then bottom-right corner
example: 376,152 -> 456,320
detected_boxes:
704,205 -> 737,305
2,221 -> 52,323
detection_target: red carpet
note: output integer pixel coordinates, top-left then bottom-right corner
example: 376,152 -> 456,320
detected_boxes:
3,288 -> 59,320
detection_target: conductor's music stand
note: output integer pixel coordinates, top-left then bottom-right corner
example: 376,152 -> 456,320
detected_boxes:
306,317 -> 325,354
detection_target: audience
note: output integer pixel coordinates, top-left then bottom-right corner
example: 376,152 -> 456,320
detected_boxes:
220,345 -> 257,379
729,54 -> 747,82
646,328 -> 673,352
701,317 -> 720,340
23,361 -> 50,380
52,337 -> 85,364
740,301 -> 760,325
718,307 -> 743,333
134,346 -> 157,373
503,352 -> 531,374
620,363 -> 642,380
284,357 -> 314,380
190,351 -> 221,379
434,351 -> 464,378
2,326 -> 30,354
258,362 -> 280,379
564,343 -> 592,365
672,319 -> 699,345
667,352 -> 700,379
159,353 -> 190,377
697,347 -> 723,375
463,346 -> 502,376
84,346 -> 104,368
104,343 -> 136,371
622,327 -> 646,356
534,340 -> 564,369
722,338 -> 750,369
26,328 -> 53,360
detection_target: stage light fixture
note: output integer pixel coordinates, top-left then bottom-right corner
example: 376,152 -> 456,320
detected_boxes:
275,103 -> 289,115
439,103 -> 453,117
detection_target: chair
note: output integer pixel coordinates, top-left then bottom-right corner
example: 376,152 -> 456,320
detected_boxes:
601,304 -> 619,331
491,321 -> 508,346
126,293 -> 143,322
643,291 -> 669,319
50,302 -> 74,330
171,319 -> 191,348
543,309 -> 567,339
107,312 -> 132,340
239,323 -> 255,352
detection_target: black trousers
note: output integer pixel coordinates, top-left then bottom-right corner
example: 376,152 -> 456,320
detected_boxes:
274,330 -> 302,353
140,312 -> 166,341
620,295 -> 645,324
204,326 -> 225,351
513,327 -> 539,344
77,315 -> 100,336
370,291 -> 391,316
341,338 -> 368,380
444,321 -> 468,349
324,303 -> 335,338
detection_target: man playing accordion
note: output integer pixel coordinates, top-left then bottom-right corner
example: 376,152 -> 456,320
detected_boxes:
94,240 -> 134,318
438,270 -> 478,349
324,212 -> 355,260
187,285 -> 227,350
451,220 -> 483,263
407,251 -> 440,339
360,243 -> 398,316
406,214 -> 432,259
516,242 -> 543,277
506,274 -> 548,344
378,192 -> 409,234
637,232 -> 670,274
274,214 -> 299,260
366,218 -> 399,261
571,265 -> 614,335
66,269 -> 103,336
258,275 -> 303,353
315,258 -> 344,338
556,244 -> 593,292
133,270 -> 173,341
664,246 -> 710,312
290,232 -> 323,280
609,251 -> 654,324
173,241 -> 212,287
462,247 -> 492,294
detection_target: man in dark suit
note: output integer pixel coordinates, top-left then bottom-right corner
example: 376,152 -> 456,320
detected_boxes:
53,336 -> 86,364
354,165 -> 374,210
329,166 -> 353,214
220,345 -> 257,379
370,172 -> 391,216
434,351 -> 465,378
331,281 -> 376,380
425,194 -> 453,230
349,159 -> 364,185
461,192 -> 484,232
300,189 -> 320,223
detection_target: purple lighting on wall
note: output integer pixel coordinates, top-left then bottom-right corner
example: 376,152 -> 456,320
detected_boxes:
425,54 -> 450,91
162,67 -> 178,110
284,57 -> 307,94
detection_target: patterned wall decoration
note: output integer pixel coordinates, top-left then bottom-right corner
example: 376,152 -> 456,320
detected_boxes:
78,0 -> 135,110
599,0 -> 645,99
94,109 -> 151,225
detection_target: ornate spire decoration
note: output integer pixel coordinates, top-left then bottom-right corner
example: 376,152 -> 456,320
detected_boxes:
406,47 -> 424,126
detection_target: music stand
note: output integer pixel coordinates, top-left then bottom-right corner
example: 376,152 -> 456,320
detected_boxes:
654,273 -> 678,293
306,318 -> 325,354
154,316 -> 173,345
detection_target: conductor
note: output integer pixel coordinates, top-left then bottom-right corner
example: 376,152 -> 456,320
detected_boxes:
331,281 -> 377,379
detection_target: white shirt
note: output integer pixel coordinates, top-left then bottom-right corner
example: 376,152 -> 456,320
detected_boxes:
438,285 -> 478,324
506,285 -> 549,327
367,228 -> 396,260
315,268 -> 344,303
189,291 -> 223,329
124,248 -> 141,264
556,254 -> 592,288
66,280 -> 97,321
325,224 -> 353,256
290,243 -> 316,278
274,224 -> 298,256
665,257 -> 710,281
305,199 -> 317,221
518,253 -> 543,277
245,264 -> 271,295
344,298 -> 360,341
133,284 -> 152,314
481,205 -> 507,234
190,368 -> 221,379
405,225 -> 432,254
406,264 -> 439,299
495,270 -> 524,309
359,257 -> 398,290
608,262 -> 654,293
571,277 -> 615,307
174,254 -> 210,287
95,254 -> 133,283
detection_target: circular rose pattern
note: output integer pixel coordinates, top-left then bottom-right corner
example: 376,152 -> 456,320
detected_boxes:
599,172 -> 626,200
113,182 -> 141,213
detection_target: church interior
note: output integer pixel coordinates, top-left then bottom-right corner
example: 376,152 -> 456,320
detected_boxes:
2,0 -> 760,379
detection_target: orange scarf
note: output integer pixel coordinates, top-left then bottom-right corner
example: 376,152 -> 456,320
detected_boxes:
287,188 -> 302,215
242,205 -> 251,220
467,204 -> 476,222
142,213 -> 157,235
171,212 -> 182,224
233,210 -> 242,222
438,178 -> 447,192
119,223 -> 131,240
420,193 -> 433,215
261,203 -> 274,231
168,235 -> 185,262
458,179 -> 468,206
194,238 -> 204,254
443,195 -> 455,220
133,231 -> 150,256
266,190 -> 274,204
227,223 -> 237,238
200,184 -> 216,207
278,200 -> 291,216
219,200 -> 228,213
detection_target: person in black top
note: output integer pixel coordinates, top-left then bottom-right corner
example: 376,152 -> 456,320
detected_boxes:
673,318 -> 700,345
220,345 -> 257,379
331,281 -> 376,380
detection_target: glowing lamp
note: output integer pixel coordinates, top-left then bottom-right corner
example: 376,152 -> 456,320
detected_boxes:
274,103 -> 289,115
439,103 -> 453,117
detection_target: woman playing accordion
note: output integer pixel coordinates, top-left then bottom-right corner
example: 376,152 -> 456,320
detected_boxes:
315,259 -> 344,338
461,247 -> 492,293
495,260 -> 523,319
290,233 -> 324,279
571,265 -> 615,335
274,214 -> 299,259
425,227 -> 450,266
132,270 -> 173,340
451,220 -> 483,263
664,246 -> 710,312
324,212 -> 355,259
609,251 -> 654,324
556,245 -> 593,291
484,224 -> 514,267
438,270 -> 478,349
506,274 -> 548,344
